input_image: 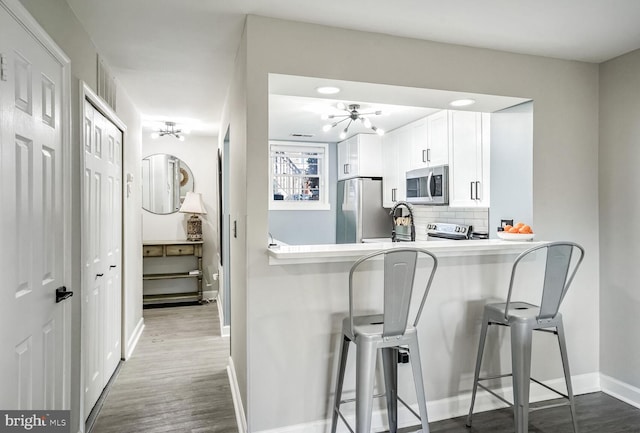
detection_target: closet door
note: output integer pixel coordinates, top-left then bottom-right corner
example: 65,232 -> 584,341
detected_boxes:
83,100 -> 122,418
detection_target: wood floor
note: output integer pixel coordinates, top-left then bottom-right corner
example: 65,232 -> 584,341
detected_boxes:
89,302 -> 640,433
90,302 -> 238,433
398,392 -> 640,433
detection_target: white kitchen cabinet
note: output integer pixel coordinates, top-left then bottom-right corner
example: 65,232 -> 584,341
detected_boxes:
408,110 -> 449,170
381,128 -> 411,207
426,110 -> 449,166
337,134 -> 383,180
448,111 -> 490,207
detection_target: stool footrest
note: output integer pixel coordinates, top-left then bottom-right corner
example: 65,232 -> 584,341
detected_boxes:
530,401 -> 571,412
477,383 -> 513,407
335,393 -> 423,432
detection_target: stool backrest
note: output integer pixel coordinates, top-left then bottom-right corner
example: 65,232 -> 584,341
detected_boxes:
505,241 -> 585,322
348,248 -> 438,338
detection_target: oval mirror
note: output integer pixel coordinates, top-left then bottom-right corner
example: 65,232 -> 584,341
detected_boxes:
141,154 -> 194,214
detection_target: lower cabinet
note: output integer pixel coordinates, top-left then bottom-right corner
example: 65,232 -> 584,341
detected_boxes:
142,240 -> 203,305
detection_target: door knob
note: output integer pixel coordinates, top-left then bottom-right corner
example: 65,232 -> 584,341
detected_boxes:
56,286 -> 73,303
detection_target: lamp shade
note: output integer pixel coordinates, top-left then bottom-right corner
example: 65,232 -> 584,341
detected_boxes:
179,192 -> 207,214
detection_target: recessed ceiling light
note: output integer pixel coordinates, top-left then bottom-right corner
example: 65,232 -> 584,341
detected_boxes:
316,86 -> 341,95
450,98 -> 476,107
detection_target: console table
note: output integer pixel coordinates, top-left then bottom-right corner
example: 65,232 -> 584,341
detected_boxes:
142,240 -> 203,305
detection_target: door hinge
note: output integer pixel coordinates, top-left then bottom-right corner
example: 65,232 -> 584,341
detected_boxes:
0,54 -> 7,82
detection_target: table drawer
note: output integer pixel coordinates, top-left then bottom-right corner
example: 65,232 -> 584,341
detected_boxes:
143,245 -> 164,257
166,244 -> 195,256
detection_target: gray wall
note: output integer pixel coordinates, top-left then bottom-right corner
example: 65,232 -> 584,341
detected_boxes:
599,48 -> 640,389
268,142 -> 337,245
489,101 -> 534,235
232,15 -> 600,431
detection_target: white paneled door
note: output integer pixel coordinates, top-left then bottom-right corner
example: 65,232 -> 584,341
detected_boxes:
0,0 -> 71,410
82,100 -> 123,418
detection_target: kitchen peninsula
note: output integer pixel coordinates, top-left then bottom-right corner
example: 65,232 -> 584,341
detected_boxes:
255,238 -> 595,431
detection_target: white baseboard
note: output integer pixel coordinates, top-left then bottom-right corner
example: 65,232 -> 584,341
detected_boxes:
601,373 -> 640,409
228,356 -> 248,433
254,372 -> 600,433
124,317 -> 144,360
217,292 -> 230,337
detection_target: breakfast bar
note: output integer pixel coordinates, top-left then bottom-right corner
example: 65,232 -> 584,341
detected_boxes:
249,239 -> 596,431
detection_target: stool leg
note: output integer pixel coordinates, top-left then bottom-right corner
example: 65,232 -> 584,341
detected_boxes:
382,347 -> 398,433
355,339 -> 377,433
407,335 -> 430,433
556,320 -> 579,433
511,323 -> 533,433
467,312 -> 491,427
331,336 -> 351,433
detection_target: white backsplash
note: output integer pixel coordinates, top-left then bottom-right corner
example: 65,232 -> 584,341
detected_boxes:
412,206 -> 489,241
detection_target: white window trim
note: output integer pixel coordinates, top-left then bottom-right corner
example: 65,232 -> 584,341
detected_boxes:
269,140 -> 330,211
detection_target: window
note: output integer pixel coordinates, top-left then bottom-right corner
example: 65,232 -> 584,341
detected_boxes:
269,141 -> 329,210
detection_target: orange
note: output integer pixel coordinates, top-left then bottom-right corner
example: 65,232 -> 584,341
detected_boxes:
503,225 -> 513,232
514,222 -> 525,229
508,227 -> 520,233
518,225 -> 532,234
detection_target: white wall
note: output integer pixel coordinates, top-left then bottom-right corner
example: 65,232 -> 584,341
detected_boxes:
489,101 -> 534,235
230,15 -> 600,431
17,1 -> 143,431
599,48 -> 640,390
142,134 -> 218,296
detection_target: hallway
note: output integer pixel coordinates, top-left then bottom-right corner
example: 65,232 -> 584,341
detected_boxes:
90,302 -> 237,433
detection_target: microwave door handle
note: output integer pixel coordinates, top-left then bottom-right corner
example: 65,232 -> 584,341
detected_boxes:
427,171 -> 434,201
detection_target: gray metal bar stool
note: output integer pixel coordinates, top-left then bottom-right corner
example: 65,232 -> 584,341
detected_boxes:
331,247 -> 438,433
466,241 -> 585,433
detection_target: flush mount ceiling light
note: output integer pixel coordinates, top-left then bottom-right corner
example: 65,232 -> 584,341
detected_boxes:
450,98 -> 476,107
316,86 -> 341,95
321,103 -> 385,139
150,121 -> 186,141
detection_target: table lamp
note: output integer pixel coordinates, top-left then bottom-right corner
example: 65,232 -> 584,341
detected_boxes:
179,191 -> 207,241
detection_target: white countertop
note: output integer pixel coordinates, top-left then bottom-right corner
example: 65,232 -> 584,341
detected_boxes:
267,239 -> 546,265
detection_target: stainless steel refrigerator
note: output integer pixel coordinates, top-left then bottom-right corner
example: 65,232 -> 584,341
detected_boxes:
336,178 -> 390,243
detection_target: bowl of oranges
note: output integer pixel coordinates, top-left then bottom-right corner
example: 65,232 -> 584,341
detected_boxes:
497,222 -> 534,241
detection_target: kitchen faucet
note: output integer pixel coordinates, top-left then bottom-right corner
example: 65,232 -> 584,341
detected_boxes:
390,201 -> 416,242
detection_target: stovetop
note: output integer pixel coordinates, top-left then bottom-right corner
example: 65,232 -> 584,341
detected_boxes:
426,222 -> 472,240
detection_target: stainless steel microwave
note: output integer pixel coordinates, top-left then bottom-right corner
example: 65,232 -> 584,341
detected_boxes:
406,165 -> 449,205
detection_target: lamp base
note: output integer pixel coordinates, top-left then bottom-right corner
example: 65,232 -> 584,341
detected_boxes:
186,214 -> 203,241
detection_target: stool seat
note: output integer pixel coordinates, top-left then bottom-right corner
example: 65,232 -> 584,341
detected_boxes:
485,301 -> 562,324
466,242 -> 584,433
331,247 -> 438,433
342,315 -> 418,341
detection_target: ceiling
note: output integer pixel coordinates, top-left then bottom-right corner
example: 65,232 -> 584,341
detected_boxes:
65,0 -> 640,138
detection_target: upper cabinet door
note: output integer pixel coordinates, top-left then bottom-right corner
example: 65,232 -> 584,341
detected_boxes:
407,111 -> 449,170
448,111 -> 489,208
426,110 -> 449,167
337,134 -> 382,180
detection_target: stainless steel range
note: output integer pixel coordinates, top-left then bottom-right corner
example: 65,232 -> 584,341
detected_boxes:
426,222 -> 472,240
